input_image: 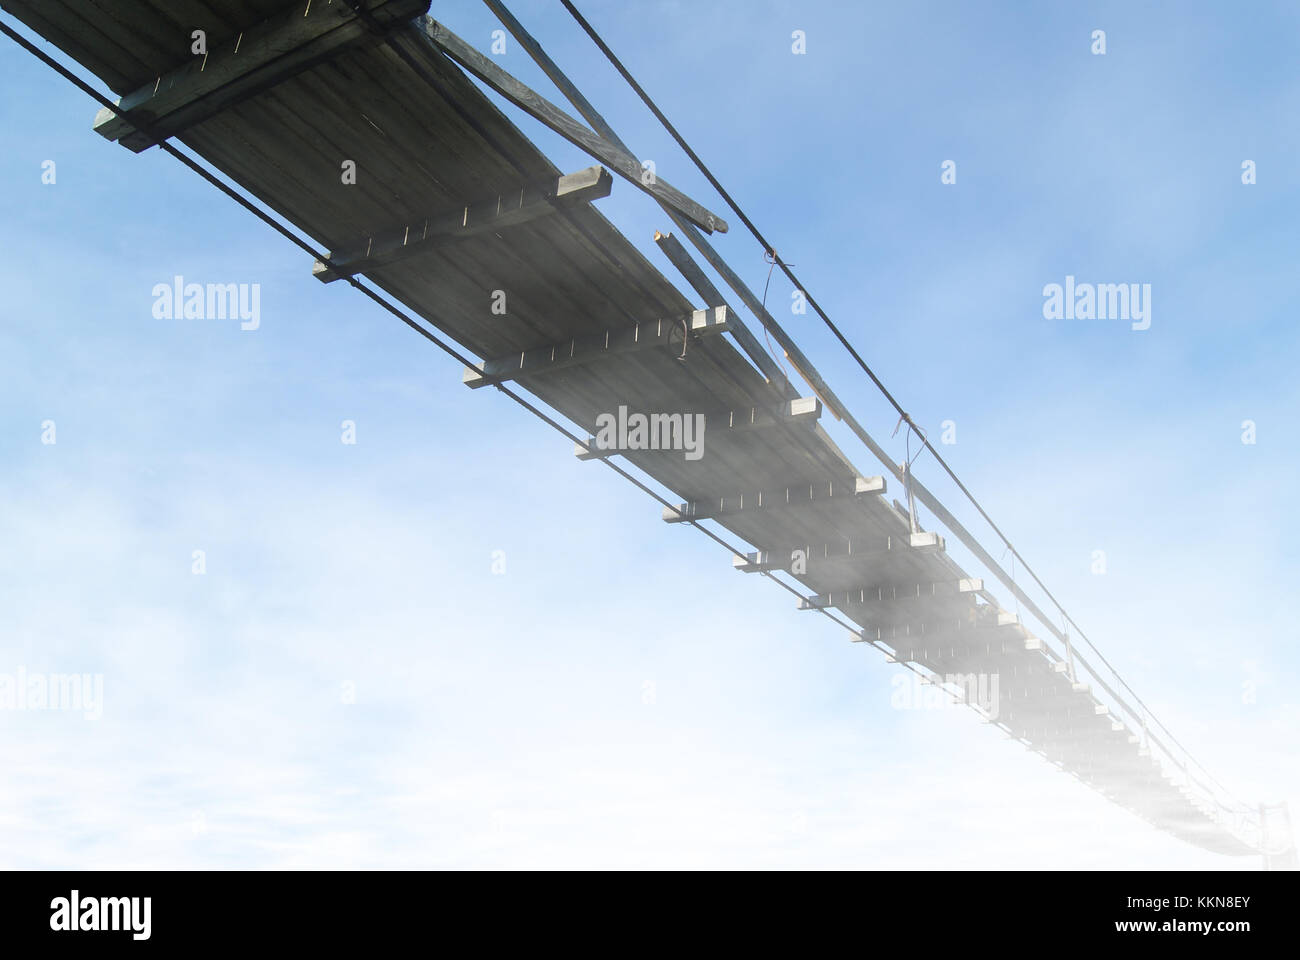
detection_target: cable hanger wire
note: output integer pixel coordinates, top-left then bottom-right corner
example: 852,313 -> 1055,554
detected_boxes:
759,249 -> 793,383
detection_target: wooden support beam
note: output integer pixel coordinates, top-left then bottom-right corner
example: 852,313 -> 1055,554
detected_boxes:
993,692 -> 1076,712
882,624 -> 1043,662
462,306 -> 729,388
1000,685 -> 1092,706
1035,741 -> 1131,762
94,0 -> 430,152
662,475 -> 885,523
314,165 -> 612,282
1016,723 -> 1126,744
894,642 -> 1047,675
707,396 -> 821,431
798,579 -> 982,614
870,615 -> 1033,644
1000,690 -> 1111,717
1005,714 -> 1115,737
417,18 -> 728,235
732,532 -> 946,573
575,396 -> 820,461
908,531 -> 945,550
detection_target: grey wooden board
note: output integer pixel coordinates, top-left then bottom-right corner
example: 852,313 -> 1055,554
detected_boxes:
94,0 -> 432,152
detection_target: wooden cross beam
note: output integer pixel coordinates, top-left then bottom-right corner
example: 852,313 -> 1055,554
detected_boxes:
876,637 -> 1044,671
574,397 -> 821,461
1001,687 -> 1112,717
862,615 -> 1034,644
1015,723 -> 1127,744
889,640 -> 1044,673
94,0 -> 431,152
662,475 -> 886,523
797,579 -> 983,619
732,532 -> 946,574
997,689 -> 1082,710
417,18 -> 729,235
462,306 -> 730,389
1000,703 -> 1114,728
314,165 -> 613,282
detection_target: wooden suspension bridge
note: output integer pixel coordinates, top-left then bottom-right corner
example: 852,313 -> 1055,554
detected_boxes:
1,0 -> 1282,861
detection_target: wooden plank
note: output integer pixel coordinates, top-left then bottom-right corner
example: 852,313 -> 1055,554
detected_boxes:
799,579 -> 982,613
416,18 -> 728,235
663,475 -> 885,523
888,627 -> 1047,663
94,0 -> 431,152
1000,699 -> 1111,723
314,165 -> 613,282
462,306 -> 730,388
0,0 -> 147,94
701,396 -> 821,433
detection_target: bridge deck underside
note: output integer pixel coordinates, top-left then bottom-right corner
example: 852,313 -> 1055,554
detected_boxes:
2,0 -> 1254,856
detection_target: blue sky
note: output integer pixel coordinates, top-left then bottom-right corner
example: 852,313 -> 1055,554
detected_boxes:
1,0 -> 1296,868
